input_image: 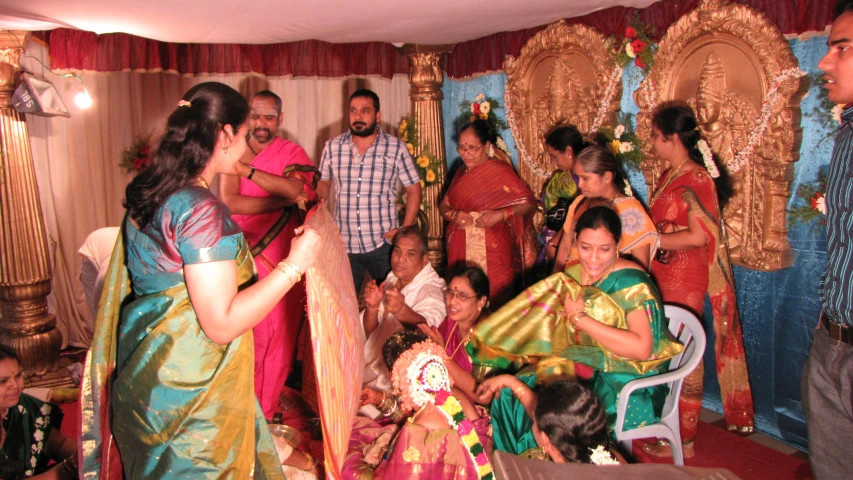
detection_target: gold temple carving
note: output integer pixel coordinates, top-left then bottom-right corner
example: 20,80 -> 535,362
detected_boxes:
635,0 -> 805,271
504,21 -> 622,210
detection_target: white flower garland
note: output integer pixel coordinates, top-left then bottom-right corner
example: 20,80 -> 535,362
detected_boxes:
589,66 -> 624,136
697,139 -> 719,178
726,67 -> 806,174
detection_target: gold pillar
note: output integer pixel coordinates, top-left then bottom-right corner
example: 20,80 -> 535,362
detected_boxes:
400,44 -> 454,269
0,31 -> 62,378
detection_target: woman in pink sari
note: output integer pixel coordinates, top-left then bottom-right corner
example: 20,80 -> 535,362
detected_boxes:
419,266 -> 490,403
440,120 -> 538,308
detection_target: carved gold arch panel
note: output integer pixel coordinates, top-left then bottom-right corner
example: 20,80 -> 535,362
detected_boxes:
505,21 -> 622,198
635,0 -> 804,271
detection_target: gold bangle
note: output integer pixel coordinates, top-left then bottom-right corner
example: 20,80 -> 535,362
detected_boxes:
277,260 -> 303,282
302,452 -> 316,471
514,385 -> 526,398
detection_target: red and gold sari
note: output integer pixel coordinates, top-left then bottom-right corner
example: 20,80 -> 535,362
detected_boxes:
649,168 -> 754,443
445,159 -> 538,307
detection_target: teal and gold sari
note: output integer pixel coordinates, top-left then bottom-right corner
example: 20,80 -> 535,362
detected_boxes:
80,187 -> 284,479
468,265 -> 683,454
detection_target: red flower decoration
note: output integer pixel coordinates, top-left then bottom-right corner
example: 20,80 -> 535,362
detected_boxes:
625,26 -> 638,39
635,58 -> 648,69
139,145 -> 150,156
472,102 -> 481,115
631,39 -> 648,53
435,390 -> 450,405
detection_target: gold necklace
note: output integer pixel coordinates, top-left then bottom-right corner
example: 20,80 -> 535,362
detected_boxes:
447,321 -> 474,359
650,157 -> 691,206
196,175 -> 210,190
583,262 -> 616,286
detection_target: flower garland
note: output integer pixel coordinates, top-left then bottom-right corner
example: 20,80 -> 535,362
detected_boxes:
789,169 -> 827,232
398,117 -> 442,190
697,139 -> 719,178
588,65 -> 623,136
390,341 -> 493,480
119,137 -> 152,175
726,67 -> 806,174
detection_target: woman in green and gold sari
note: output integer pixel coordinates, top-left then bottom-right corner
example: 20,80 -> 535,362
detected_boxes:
470,206 -> 682,455
81,83 -> 322,479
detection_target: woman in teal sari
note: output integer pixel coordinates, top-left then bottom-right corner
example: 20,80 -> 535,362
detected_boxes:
470,206 -> 682,455
81,82 -> 321,479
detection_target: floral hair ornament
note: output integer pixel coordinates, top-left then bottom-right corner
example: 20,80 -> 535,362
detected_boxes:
623,181 -> 633,197
390,341 -> 494,480
177,100 -> 192,108
589,445 -> 620,465
696,139 -> 719,179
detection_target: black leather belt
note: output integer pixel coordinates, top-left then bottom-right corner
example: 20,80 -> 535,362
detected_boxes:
820,311 -> 853,346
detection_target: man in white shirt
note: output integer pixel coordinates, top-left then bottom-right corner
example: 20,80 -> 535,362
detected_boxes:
362,227 -> 446,393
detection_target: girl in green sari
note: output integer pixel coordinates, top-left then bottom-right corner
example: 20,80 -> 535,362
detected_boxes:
470,207 -> 682,455
81,83 -> 322,479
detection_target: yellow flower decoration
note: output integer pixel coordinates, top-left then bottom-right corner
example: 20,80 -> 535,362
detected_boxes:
417,155 -> 430,168
406,143 -> 415,155
479,113 -> 488,120
470,115 -> 476,122
610,139 -> 622,156
420,180 -> 425,188
426,170 -> 436,182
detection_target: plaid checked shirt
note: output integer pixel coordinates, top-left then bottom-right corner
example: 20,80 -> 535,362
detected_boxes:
319,128 -> 420,254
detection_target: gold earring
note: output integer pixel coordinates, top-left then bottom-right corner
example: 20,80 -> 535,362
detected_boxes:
224,146 -> 228,154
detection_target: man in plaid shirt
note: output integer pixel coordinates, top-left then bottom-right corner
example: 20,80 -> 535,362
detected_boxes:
318,89 -> 422,291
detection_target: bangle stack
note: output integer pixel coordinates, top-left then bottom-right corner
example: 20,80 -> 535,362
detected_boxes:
277,260 -> 303,284
445,209 -> 459,221
302,452 -> 317,471
378,392 -> 405,422
59,455 -> 78,479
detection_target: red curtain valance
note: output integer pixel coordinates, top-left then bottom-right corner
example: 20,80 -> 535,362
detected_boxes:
36,0 -> 834,79
444,0 -> 834,78
37,29 -> 410,78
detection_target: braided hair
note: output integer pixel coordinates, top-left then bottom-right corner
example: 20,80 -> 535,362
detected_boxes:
534,380 -> 611,463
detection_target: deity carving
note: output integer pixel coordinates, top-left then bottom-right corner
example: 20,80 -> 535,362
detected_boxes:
505,21 -> 620,207
688,52 -> 759,252
635,0 -> 804,271
533,58 -> 592,140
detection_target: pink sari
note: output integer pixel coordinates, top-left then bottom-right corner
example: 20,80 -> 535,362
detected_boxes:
445,159 -> 538,307
231,137 -> 317,419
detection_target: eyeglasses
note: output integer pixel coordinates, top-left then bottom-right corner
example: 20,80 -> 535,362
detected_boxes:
456,144 -> 484,155
444,289 -> 476,301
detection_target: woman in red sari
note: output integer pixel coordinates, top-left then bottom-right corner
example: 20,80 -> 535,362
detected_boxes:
440,120 -> 538,308
646,104 -> 754,459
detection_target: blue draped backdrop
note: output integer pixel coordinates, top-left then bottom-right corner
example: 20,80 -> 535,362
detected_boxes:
441,35 -> 832,451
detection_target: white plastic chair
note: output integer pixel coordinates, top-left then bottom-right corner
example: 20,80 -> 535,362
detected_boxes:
613,305 -> 707,466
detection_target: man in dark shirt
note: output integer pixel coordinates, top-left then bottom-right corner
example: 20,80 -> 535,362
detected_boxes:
804,1 -> 853,477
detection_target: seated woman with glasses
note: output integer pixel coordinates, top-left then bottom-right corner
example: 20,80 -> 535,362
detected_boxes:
418,266 -> 490,402
439,120 -> 538,308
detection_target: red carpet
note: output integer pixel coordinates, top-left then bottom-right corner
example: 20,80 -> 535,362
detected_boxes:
633,422 -> 813,480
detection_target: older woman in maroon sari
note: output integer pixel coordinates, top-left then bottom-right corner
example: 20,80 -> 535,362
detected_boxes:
440,120 -> 538,308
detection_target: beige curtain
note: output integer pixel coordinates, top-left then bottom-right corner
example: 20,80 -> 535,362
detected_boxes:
21,37 -> 411,348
